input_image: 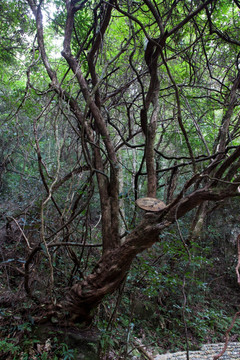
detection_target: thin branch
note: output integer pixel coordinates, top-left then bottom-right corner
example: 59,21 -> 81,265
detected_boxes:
213,311 -> 240,360
235,234 -> 240,286
7,216 -> 32,250
167,0 -> 214,38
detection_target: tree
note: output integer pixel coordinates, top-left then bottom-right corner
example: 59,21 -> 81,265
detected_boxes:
9,0 -> 240,324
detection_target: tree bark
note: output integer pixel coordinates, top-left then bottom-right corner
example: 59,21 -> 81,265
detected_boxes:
61,4 -> 120,252
65,184 -> 240,322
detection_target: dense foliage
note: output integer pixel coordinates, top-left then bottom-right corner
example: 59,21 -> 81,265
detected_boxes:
1,0 -> 240,358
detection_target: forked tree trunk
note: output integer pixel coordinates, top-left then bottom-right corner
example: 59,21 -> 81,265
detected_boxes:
65,185 -> 239,323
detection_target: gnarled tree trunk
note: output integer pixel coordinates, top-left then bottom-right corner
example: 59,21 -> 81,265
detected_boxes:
65,181 -> 240,322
